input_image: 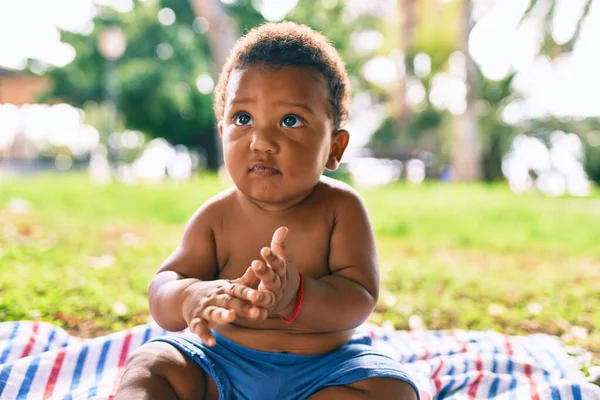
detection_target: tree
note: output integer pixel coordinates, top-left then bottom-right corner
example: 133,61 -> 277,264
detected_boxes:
187,0 -> 238,73
43,2 -> 221,167
521,0 -> 594,57
451,0 -> 479,181
395,0 -> 416,141
185,0 -> 239,166
454,0 -> 594,181
41,0 -> 369,170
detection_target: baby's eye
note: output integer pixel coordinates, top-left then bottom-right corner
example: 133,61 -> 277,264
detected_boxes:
234,113 -> 253,126
280,115 -> 304,128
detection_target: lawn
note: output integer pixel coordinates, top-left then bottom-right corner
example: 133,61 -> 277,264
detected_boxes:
0,173 -> 599,367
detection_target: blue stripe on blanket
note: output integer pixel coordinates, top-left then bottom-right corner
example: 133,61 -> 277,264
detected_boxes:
0,323 -> 20,398
143,325 -> 152,344
0,322 -> 19,364
572,384 -> 582,400
15,327 -> 57,399
66,344 -> 89,397
17,356 -> 39,399
550,385 -> 562,400
509,377 -> 518,400
0,364 -> 13,398
87,338 -> 112,398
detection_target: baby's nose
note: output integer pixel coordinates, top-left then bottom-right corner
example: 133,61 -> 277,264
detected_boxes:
250,129 -> 279,153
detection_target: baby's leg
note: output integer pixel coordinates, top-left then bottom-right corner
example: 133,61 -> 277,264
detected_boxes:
307,377 -> 417,400
115,342 -> 219,400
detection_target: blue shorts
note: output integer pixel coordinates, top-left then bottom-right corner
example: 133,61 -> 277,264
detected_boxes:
152,330 -> 419,400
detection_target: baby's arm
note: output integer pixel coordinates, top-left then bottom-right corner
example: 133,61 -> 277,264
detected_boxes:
298,189 -> 378,330
148,202 -> 222,331
259,188 -> 379,332
149,200 -> 271,339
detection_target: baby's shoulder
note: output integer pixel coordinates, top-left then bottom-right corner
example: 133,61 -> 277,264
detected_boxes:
317,176 -> 364,209
187,187 -> 237,229
317,177 -> 372,232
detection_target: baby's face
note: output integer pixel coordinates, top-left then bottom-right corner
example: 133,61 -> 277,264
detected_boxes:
219,65 -> 347,209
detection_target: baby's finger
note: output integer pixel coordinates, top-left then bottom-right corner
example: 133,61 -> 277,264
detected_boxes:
189,317 -> 203,336
223,283 -> 274,309
237,266 -> 259,289
251,260 -> 281,288
190,318 -> 215,346
223,283 -> 255,302
260,247 -> 286,278
198,322 -> 216,346
269,226 -> 288,257
249,306 -> 269,321
248,287 -> 277,309
211,294 -> 265,320
202,305 -> 236,325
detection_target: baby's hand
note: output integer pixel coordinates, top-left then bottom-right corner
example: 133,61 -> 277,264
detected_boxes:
182,267 -> 272,346
252,227 -> 301,316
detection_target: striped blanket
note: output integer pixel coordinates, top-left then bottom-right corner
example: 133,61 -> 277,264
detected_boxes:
0,321 -> 598,399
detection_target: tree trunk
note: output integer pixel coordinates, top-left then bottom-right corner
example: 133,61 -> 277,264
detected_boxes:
187,0 -> 238,167
451,0 -> 480,181
395,0 -> 416,142
187,0 -> 238,72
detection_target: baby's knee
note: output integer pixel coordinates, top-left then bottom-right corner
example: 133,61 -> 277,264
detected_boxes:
125,341 -> 185,375
123,340 -> 217,400
117,342 -> 188,400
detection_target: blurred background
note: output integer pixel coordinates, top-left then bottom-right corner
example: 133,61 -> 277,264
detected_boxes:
2,0 -> 600,190
0,0 -> 599,368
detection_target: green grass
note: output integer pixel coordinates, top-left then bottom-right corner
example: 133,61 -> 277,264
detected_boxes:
0,173 -> 599,366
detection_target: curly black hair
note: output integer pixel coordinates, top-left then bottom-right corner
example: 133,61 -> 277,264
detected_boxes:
213,21 -> 350,130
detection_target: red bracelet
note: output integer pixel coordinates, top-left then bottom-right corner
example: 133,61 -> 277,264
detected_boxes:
280,273 -> 304,324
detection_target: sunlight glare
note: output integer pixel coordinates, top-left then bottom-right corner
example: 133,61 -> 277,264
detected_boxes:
252,0 -> 298,22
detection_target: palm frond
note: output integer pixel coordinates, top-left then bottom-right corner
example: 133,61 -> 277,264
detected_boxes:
518,0 -> 594,57
562,0 -> 594,52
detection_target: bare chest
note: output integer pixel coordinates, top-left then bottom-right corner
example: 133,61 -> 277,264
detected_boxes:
214,214 -> 333,280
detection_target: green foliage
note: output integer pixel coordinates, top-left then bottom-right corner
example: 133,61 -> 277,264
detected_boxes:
369,105 -> 443,149
585,144 -> 600,184
499,0 -> 599,184
43,2 -> 220,165
368,117 -> 397,148
39,30 -> 105,104
510,117 -> 600,185
414,0 -> 460,69
37,0 -> 600,182
477,73 -> 517,181
41,0 -> 373,169
220,0 -> 266,34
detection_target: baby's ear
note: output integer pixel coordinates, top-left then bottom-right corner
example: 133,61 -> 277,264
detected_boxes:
217,121 -> 224,138
325,129 -> 349,171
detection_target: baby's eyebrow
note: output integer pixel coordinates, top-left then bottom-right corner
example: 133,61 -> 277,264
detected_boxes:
273,101 -> 315,115
229,97 -> 255,106
228,98 -> 315,115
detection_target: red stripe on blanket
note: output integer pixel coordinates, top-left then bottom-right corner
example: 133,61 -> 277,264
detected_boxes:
504,335 -> 514,356
109,329 -> 133,399
432,358 -> 444,392
467,355 -> 483,400
118,330 -> 133,368
369,330 -> 376,341
450,330 -> 468,353
43,348 -> 66,399
409,331 -> 429,360
419,390 -> 432,400
20,322 -> 39,358
525,363 -> 540,400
